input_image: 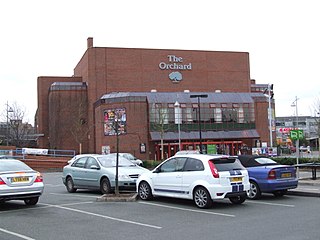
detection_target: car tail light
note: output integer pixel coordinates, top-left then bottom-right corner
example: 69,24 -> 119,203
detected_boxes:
209,161 -> 219,178
0,177 -> 6,185
268,169 -> 276,179
293,168 -> 297,178
34,172 -> 43,183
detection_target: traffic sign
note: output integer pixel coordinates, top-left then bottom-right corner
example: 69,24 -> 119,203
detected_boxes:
289,130 -> 304,140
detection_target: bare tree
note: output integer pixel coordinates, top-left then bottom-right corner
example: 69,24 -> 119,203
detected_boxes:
150,104 -> 170,160
69,98 -> 90,154
1,102 -> 33,147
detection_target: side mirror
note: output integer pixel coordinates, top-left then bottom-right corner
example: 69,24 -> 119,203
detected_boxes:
153,167 -> 161,173
90,165 -> 100,170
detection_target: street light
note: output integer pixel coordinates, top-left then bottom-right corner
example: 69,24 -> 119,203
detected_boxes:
6,102 -> 14,146
264,84 -> 274,148
174,101 -> 182,151
190,94 -> 208,153
291,96 -> 299,177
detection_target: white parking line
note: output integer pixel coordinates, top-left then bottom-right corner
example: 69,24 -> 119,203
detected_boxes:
41,203 -> 162,229
0,201 -> 94,214
0,227 -> 35,240
246,200 -> 295,207
139,202 -> 236,217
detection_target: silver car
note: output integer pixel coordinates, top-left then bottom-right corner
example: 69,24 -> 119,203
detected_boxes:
108,153 -> 143,166
62,154 -> 149,194
0,159 -> 44,205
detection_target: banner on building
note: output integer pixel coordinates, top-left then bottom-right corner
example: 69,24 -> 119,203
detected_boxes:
22,148 -> 48,155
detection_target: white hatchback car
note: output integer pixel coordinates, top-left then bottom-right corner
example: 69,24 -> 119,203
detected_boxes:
137,154 -> 250,208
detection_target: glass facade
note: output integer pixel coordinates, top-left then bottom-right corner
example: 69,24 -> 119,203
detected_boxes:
149,102 -> 255,132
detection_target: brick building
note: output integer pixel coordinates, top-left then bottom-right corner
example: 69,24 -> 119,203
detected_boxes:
36,38 -> 275,160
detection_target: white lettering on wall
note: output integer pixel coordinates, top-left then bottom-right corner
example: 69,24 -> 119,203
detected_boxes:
159,55 -> 192,70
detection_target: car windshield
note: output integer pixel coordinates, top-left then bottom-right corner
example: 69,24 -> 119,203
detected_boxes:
97,155 -> 136,167
210,158 -> 245,171
254,158 -> 278,165
0,160 -> 33,172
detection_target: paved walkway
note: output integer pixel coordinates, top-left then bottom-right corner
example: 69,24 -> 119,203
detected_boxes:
287,170 -> 320,197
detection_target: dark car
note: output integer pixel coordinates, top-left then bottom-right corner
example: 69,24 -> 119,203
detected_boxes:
237,155 -> 298,199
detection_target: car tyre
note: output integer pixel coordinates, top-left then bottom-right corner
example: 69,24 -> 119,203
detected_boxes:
24,197 -> 39,206
138,181 -> 153,200
247,181 -> 261,200
66,177 -> 77,193
100,178 -> 111,194
273,189 -> 287,197
193,187 -> 212,209
229,195 -> 246,204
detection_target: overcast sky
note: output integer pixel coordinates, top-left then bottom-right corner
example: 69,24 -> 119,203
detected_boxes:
1,0 -> 319,123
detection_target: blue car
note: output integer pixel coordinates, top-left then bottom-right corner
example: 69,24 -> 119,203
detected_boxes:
237,155 -> 298,199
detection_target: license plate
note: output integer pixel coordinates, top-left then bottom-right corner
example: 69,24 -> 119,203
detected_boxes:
11,177 -> 29,183
231,177 -> 242,182
281,173 -> 292,178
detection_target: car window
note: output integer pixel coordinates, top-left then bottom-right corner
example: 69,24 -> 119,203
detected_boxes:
211,158 -> 245,171
159,157 -> 187,172
254,158 -> 277,165
184,158 -> 204,171
73,157 -> 87,168
85,157 -> 99,169
97,155 -> 135,167
0,160 -> 32,171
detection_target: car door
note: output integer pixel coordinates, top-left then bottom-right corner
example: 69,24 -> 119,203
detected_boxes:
181,157 -> 205,196
152,157 -> 187,197
82,157 -> 101,188
71,157 -> 88,187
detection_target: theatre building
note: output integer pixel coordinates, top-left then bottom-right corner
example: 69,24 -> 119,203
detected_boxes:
36,38 -> 275,160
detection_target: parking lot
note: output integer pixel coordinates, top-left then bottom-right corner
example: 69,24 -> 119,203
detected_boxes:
1,172 -> 319,240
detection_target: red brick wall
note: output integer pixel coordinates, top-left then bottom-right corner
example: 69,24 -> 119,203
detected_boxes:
48,89 -> 88,153
37,76 -> 82,148
94,98 -> 149,160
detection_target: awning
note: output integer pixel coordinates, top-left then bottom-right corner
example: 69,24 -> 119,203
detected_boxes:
150,130 -> 260,141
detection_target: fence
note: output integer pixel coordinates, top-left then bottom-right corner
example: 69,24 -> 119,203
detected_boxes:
0,148 -> 75,159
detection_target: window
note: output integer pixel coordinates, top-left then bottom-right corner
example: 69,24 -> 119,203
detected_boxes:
183,158 -> 204,171
159,157 -> 187,172
85,157 -> 99,169
73,157 -> 87,168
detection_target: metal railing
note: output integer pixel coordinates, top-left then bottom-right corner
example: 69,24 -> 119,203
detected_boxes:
0,148 -> 75,159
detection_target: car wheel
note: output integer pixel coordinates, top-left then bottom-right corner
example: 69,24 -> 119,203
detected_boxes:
247,181 -> 261,200
66,177 -> 77,193
193,187 -> 212,209
100,178 -> 111,194
273,190 -> 287,197
138,181 -> 153,200
24,197 -> 39,206
229,195 -> 246,204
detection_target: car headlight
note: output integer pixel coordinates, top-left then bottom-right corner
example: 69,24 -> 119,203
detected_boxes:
118,174 -> 130,180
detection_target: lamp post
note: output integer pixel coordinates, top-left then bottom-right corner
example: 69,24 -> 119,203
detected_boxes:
291,96 -> 299,177
6,102 -> 14,146
264,84 -> 274,148
190,94 -> 208,153
174,101 -> 182,151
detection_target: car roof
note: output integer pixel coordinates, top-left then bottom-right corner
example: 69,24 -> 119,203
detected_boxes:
173,153 -> 234,160
237,155 -> 272,167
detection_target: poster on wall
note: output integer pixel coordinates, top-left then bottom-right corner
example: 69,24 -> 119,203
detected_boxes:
102,146 -> 110,155
104,108 -> 127,136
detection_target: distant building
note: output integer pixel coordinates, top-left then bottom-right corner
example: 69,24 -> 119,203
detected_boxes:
36,38 -> 275,160
276,116 -> 320,148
